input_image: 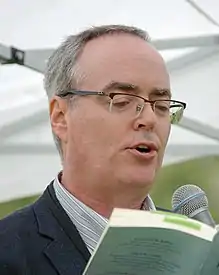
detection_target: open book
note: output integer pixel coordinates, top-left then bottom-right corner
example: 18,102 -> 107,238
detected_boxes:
83,208 -> 219,275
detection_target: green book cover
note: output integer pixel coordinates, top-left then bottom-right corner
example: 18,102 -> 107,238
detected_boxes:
83,209 -> 217,275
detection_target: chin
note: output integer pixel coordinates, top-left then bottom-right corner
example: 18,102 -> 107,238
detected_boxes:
114,156 -> 159,189
121,168 -> 156,188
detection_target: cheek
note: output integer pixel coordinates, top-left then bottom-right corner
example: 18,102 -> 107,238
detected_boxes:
157,122 -> 171,153
68,112 -> 116,156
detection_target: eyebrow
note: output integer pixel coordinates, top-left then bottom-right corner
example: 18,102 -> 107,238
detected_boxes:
102,81 -> 139,93
102,81 -> 172,98
150,88 -> 172,99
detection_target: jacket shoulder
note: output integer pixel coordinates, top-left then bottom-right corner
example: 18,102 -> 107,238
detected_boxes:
0,203 -> 36,235
0,204 -> 38,274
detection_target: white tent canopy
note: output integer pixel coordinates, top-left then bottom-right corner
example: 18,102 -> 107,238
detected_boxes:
1,0 -> 219,202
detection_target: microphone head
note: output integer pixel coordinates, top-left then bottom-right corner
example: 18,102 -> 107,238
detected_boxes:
171,184 -> 208,218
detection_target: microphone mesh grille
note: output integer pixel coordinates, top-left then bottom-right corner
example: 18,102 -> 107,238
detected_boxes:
171,184 -> 208,217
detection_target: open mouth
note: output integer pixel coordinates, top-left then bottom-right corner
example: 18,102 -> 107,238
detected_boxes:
127,144 -> 157,160
134,146 -> 151,154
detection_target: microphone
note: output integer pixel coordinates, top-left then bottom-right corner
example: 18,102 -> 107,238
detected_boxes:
171,184 -> 216,228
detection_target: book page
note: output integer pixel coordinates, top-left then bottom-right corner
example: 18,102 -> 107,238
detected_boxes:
199,230 -> 219,275
110,209 -> 216,241
83,210 -> 215,275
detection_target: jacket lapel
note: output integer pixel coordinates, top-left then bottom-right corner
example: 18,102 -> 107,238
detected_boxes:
43,238 -> 87,275
33,183 -> 90,275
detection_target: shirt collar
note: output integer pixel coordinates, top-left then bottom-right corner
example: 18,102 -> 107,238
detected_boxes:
54,172 -> 156,252
55,171 -> 155,212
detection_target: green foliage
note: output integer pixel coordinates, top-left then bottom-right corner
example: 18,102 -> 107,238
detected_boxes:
0,156 -> 219,222
152,156 -> 219,222
0,195 -> 39,219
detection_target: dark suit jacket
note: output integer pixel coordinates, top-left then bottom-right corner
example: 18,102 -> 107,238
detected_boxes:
0,182 -> 170,275
0,183 -> 91,275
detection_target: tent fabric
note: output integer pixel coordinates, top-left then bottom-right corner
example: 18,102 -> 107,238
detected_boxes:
0,0 -> 219,202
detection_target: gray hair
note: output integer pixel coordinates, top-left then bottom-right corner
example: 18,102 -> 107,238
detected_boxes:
43,24 -> 150,160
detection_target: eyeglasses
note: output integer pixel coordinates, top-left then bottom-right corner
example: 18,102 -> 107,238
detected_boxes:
58,90 -> 186,124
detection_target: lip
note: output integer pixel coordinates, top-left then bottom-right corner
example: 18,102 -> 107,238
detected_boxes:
126,141 -> 158,160
129,141 -> 159,152
127,148 -> 157,160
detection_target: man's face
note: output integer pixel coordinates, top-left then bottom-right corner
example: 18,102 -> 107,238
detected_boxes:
52,34 -> 171,194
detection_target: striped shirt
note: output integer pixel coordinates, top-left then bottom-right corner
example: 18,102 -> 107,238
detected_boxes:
53,173 -> 156,253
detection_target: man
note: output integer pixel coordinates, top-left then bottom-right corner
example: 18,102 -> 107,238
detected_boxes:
0,24 -> 186,274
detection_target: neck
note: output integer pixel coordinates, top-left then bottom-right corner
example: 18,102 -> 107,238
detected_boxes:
61,170 -> 149,219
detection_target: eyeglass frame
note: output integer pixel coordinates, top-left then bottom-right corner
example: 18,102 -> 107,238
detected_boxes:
57,90 -> 187,124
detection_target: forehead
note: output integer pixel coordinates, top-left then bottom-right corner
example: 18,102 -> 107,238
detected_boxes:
76,34 -> 170,94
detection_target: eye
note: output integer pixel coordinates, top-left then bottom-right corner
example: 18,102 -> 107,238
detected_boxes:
112,94 -> 135,109
154,101 -> 170,115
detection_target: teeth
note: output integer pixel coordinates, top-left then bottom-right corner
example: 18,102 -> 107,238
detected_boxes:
137,145 -> 148,149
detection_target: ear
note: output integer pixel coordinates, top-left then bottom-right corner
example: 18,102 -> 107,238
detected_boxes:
49,96 -> 68,144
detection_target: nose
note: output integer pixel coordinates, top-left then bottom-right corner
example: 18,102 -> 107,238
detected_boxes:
133,103 -> 157,131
